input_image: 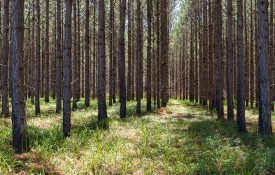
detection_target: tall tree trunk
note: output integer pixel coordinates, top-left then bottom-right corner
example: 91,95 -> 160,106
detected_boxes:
182,33 -> 186,100
233,17 -> 237,101
127,0 -> 132,101
76,0 -> 81,100
109,0 -> 114,106
136,0 -> 142,114
258,0 -> 272,135
45,0 -> 50,103
1,0 -> 9,117
249,0 -> 255,108
156,0 -> 161,108
92,1 -> 96,99
131,13 -> 135,101
51,8 -> 57,99
160,0 -> 169,107
72,0 -> 77,110
244,0 -> 249,106
41,34 -> 45,97
56,0 -> 62,113
214,0 -> 224,119
31,0 -> 35,104
236,0 -> 246,132
208,0 -> 215,110
113,14 -> 117,104
201,0 -> 208,106
118,0 -> 127,118
255,0 -> 259,108
226,0 -> 234,120
11,0 -> 27,153
0,0 -> 1,94
98,0 -> 108,122
63,0 -> 73,137
35,0 -> 41,115
189,20 -> 194,102
269,0 -> 274,111
146,0 -> 152,112
85,0 -> 90,108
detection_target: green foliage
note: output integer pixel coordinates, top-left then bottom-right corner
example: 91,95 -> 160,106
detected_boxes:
0,99 -> 274,174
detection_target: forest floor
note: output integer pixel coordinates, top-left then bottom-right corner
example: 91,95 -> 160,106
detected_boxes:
0,99 -> 275,174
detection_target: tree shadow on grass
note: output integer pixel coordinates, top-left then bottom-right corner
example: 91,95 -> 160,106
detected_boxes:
187,119 -> 275,147
184,119 -> 275,174
15,116 -> 110,174
112,101 -> 148,118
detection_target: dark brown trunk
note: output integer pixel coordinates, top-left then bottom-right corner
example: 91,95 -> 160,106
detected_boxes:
56,0 -> 62,113
118,0 -> 127,118
45,0 -> 49,103
136,0 -> 142,114
236,0 -> 246,132
63,0 -> 73,137
214,0 -> 224,119
35,0 -> 41,115
84,0 -> 90,108
258,0 -> 272,135
146,0 -> 152,112
226,0 -> 234,120
98,0 -> 108,122
160,0 -> 169,107
11,0 -> 28,153
1,0 -> 9,117
109,0 -> 114,106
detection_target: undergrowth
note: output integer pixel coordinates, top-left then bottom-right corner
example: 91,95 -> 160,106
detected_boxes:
0,99 -> 274,174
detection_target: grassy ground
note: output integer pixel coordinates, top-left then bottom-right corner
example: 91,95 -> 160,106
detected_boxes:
0,99 -> 274,174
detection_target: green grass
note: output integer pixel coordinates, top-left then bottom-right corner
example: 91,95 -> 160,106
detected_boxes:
0,98 -> 274,174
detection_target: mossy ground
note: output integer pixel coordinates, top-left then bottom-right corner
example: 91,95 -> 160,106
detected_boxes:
0,99 -> 274,174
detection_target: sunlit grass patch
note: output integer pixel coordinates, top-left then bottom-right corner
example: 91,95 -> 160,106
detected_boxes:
0,98 -> 274,174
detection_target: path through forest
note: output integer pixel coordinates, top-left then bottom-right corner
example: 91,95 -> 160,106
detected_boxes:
0,99 -> 274,174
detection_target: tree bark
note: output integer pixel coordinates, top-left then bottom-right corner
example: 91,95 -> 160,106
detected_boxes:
208,0 -> 215,110
118,0 -> 127,118
35,0 -> 41,115
160,0 -> 169,107
214,0 -> 224,119
11,0 -> 27,153
269,0 -> 274,111
72,0 -> 78,110
237,0 -> 246,132
201,0 -> 208,106
226,0 -> 234,120
1,0 -> 9,117
63,0 -> 73,137
249,0 -> 255,108
109,0 -> 114,106
85,0 -> 90,108
56,0 -> 62,113
146,0 -> 152,112
156,0 -> 161,108
136,0 -> 142,114
244,0 -> 249,106
45,0 -> 50,103
127,0 -> 132,101
98,0 -> 108,122
258,0 -> 272,135
190,19 -> 194,102
92,1 -> 96,99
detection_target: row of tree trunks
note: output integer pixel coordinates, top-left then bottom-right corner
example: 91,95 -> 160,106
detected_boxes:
171,0 -> 273,135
